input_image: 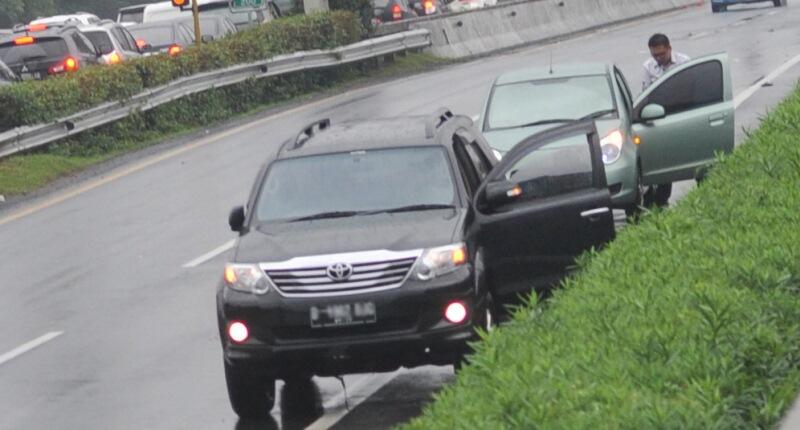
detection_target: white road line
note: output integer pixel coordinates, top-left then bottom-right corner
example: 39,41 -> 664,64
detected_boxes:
182,239 -> 236,268
0,332 -> 63,366
734,53 -> 800,109
306,371 -> 402,430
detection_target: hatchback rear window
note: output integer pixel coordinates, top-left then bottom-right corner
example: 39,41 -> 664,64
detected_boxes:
84,31 -> 115,55
128,27 -> 175,47
0,38 -> 68,67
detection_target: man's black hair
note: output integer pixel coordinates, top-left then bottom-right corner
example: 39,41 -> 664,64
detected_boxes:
648,33 -> 670,48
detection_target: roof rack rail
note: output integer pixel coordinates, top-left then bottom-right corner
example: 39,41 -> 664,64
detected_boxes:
293,118 -> 331,149
425,107 -> 454,138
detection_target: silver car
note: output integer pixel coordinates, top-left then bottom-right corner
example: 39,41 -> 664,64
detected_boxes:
80,21 -> 143,65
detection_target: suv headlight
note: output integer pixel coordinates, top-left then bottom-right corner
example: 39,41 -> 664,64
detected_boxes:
600,129 -> 623,165
224,264 -> 270,294
414,243 -> 467,281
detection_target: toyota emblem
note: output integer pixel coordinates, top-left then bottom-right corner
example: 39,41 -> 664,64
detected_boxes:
326,262 -> 353,282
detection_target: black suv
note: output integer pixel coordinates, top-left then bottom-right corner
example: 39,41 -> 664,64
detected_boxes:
216,111 -> 615,418
0,24 -> 101,80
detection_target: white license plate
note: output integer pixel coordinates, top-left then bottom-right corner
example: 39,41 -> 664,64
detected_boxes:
310,302 -> 377,328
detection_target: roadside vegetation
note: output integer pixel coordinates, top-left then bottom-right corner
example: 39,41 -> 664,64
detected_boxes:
0,11 -> 448,197
402,84 -> 800,429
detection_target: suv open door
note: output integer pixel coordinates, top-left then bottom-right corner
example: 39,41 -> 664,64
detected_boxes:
474,120 -> 615,297
632,53 -> 734,185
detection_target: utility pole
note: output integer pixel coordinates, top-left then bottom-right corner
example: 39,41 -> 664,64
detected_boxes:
191,0 -> 202,44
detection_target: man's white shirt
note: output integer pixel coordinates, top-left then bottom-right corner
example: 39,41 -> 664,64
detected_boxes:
642,52 -> 690,90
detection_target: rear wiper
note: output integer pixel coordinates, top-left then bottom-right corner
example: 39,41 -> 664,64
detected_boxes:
290,211 -> 364,222
578,109 -> 616,121
366,204 -> 455,215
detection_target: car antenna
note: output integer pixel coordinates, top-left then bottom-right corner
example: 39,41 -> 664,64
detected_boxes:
549,50 -> 554,75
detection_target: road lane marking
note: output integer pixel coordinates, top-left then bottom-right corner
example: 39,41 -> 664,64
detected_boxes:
182,239 -> 236,268
734,53 -> 800,109
306,371 -> 402,430
0,332 -> 63,366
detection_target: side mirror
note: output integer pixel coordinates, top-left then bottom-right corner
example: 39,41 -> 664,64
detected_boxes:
639,103 -> 666,122
484,181 -> 522,208
229,206 -> 246,233
201,34 -> 214,43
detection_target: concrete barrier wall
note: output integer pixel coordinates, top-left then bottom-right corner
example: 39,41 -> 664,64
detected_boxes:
403,0 -> 700,58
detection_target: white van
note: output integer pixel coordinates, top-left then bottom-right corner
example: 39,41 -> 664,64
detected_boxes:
142,0 -> 272,31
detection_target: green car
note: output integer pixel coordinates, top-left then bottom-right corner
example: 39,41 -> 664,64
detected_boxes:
478,54 -> 734,216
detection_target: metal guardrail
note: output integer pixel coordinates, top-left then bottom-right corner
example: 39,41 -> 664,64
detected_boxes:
0,29 -> 431,160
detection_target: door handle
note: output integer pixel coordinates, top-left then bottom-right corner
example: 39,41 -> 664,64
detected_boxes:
580,207 -> 610,220
708,113 -> 727,126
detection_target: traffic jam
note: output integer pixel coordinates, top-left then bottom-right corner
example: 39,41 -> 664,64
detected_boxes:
0,0 -> 797,428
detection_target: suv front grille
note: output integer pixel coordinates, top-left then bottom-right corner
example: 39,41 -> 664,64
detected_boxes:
261,249 -> 422,297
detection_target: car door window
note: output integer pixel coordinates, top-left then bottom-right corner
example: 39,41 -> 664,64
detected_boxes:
502,140 -> 595,202
457,130 -> 492,180
71,34 -> 95,55
452,135 -> 480,197
112,28 -> 132,51
637,60 -> 723,117
614,68 -> 633,118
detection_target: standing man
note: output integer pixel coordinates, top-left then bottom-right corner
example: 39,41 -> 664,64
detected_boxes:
641,33 -> 690,206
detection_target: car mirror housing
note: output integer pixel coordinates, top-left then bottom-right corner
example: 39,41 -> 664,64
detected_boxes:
229,206 -> 246,233
640,103 -> 666,122
484,180 -> 521,208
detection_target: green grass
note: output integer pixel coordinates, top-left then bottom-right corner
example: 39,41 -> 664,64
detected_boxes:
0,52 -> 450,198
401,85 -> 800,429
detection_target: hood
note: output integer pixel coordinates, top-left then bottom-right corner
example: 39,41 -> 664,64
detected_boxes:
483,119 -> 622,155
234,209 -> 465,263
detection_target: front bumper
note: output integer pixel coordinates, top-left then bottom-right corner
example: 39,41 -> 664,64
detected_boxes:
216,265 -> 482,377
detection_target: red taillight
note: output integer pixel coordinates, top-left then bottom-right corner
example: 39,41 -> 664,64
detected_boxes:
27,24 -> 48,32
108,51 -> 122,65
228,321 -> 249,343
392,4 -> 402,20
14,36 -> 35,46
136,39 -> 147,49
167,44 -> 182,57
49,56 -> 79,75
423,0 -> 435,14
445,302 -> 468,324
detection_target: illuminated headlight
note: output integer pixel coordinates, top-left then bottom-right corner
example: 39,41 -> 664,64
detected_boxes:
224,264 -> 270,294
414,243 -> 467,281
600,129 -> 623,165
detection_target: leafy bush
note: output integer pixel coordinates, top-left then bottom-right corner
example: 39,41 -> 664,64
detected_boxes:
403,86 -> 800,429
0,11 -> 362,132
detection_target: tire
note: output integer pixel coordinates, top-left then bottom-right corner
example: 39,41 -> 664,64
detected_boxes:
624,166 -> 646,219
653,183 -> 672,207
711,3 -> 721,12
224,361 -> 276,420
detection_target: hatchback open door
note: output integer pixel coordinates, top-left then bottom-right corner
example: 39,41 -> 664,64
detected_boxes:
474,120 -> 615,297
632,53 -> 734,185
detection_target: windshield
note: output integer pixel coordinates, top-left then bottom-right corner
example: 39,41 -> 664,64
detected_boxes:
0,38 -> 68,67
128,26 -> 175,48
256,147 -> 456,222
486,75 -> 616,130
84,31 -> 115,55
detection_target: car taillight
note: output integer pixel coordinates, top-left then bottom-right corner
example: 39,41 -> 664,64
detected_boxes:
14,36 -> 35,46
49,56 -> 79,75
392,4 -> 402,20
27,24 -> 48,32
108,51 -> 122,65
167,44 -> 182,57
424,0 -> 435,14
136,39 -> 147,49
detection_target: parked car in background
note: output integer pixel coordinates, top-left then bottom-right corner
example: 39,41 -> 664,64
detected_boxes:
410,0 -> 444,16
176,15 -> 238,42
0,58 -> 17,85
270,0 -> 296,17
128,21 -> 194,56
479,55 -> 735,215
217,112 -> 616,419
446,0 -> 497,12
30,13 -> 102,27
80,21 -> 143,65
0,24 -> 102,80
373,0 -> 418,23
143,0 -> 272,30
711,0 -> 786,12
117,3 -> 149,26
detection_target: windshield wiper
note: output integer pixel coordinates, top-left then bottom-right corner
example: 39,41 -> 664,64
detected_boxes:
290,211 -> 365,222
515,119 -> 574,128
578,109 -> 617,121
366,204 -> 456,215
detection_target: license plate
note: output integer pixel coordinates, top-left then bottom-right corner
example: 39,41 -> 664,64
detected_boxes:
310,302 -> 377,328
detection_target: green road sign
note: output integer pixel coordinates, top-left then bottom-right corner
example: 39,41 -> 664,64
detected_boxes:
231,0 -> 265,8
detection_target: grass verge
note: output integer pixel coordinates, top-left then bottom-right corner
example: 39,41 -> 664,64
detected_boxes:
402,85 -> 800,429
0,52 -> 449,198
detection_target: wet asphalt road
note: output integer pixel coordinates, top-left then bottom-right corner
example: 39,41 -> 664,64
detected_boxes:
2,1 -> 800,429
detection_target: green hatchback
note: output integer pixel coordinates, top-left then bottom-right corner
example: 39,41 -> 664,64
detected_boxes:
479,54 -> 734,216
